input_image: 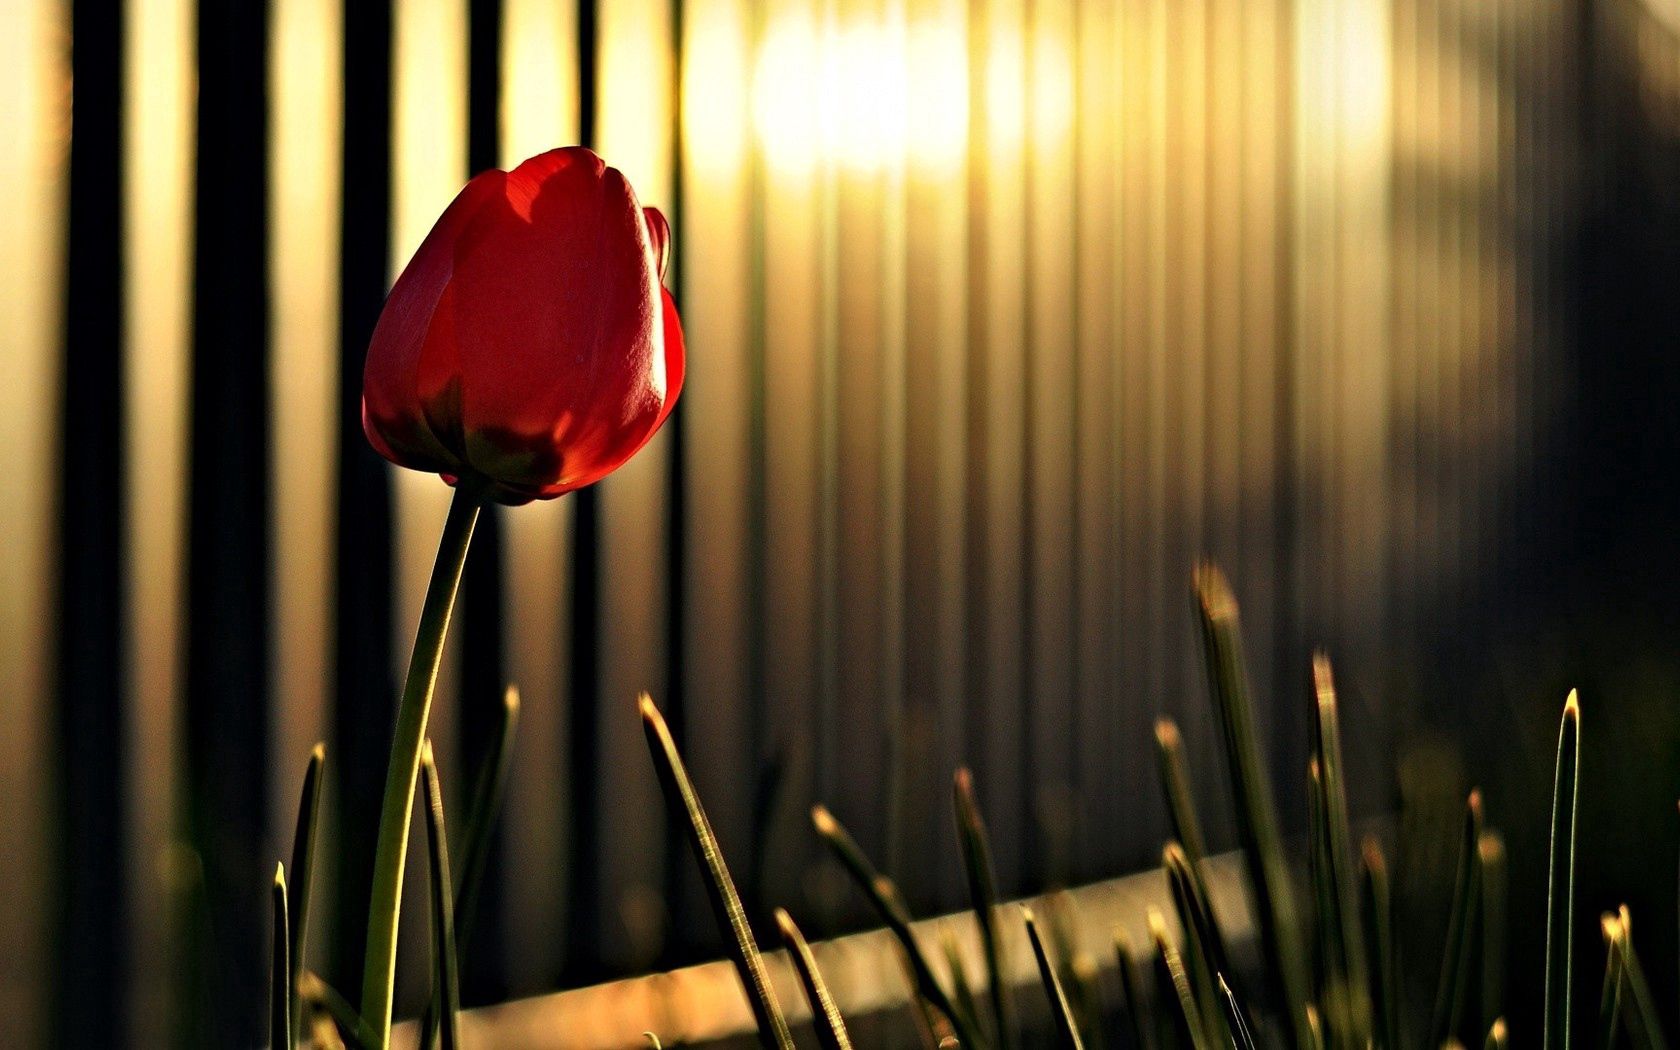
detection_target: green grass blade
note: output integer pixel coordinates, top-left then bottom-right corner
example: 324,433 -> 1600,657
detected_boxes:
1163,843 -> 1233,1044
1149,909 -> 1209,1050
1043,896 -> 1102,1050
1479,832 -> 1506,1037
1193,566 -> 1311,1048
1614,906 -> 1669,1050
1545,691 -> 1580,1050
1024,907 -> 1085,1050
811,804 -> 914,925
1599,913 -> 1625,1050
1485,1020 -> 1508,1050
1152,721 -> 1239,1015
288,744 -> 325,1040
1154,720 -> 1210,866
643,695 -> 794,1050
454,684 -> 520,950
1430,790 -> 1484,1046
811,804 -> 982,1047
1360,837 -> 1399,1050
775,908 -> 854,1050
1219,975 -> 1259,1050
273,864 -> 291,1050
954,768 -> 1014,1050
420,742 -> 461,1050
1305,1005 -> 1324,1050
1115,929 -> 1154,1050
419,687 -> 521,1048
298,970 -> 376,1049
1307,758 -> 1333,991
941,930 -> 985,1047
1310,655 -> 1370,1046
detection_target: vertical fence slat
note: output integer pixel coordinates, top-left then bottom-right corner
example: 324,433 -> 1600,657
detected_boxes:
596,0 -> 674,973
1073,0 -> 1117,881
677,0 -> 754,952
902,0 -> 970,906
0,1 -> 64,1041
124,0 -> 193,1039
754,0 -> 827,925
270,0 -> 341,1014
1024,0 -> 1078,888
1114,0 -> 1160,870
56,0 -> 127,1038
967,0 -> 1029,890
499,0 -> 578,993
387,0 -> 468,1007
188,0 -> 273,1038
332,0 -> 397,996
832,0 -> 891,882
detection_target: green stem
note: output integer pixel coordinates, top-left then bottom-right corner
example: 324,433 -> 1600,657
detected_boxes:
359,483 -> 481,1047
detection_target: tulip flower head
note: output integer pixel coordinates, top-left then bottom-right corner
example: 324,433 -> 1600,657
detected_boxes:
363,147 -> 683,504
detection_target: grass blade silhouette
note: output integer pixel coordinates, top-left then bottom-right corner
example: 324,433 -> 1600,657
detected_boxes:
298,970 -> 376,1048
1154,719 -> 1210,866
1024,907 -> 1084,1050
1613,906 -> 1668,1050
1599,913 -> 1625,1050
811,804 -> 980,1047
1360,837 -> 1399,1050
273,864 -> 291,1050
775,908 -> 853,1050
1431,790 -> 1484,1045
1114,929 -> 1153,1050
1149,908 -> 1210,1050
1310,655 -> 1370,1046
1164,842 -> 1234,1043
1219,975 -> 1258,1050
1193,565 -> 1311,1048
643,695 -> 794,1050
954,768 -> 1014,1049
1544,692 -> 1580,1050
288,745 -> 325,1040
941,931 -> 985,1045
420,742 -> 461,1050
419,686 -> 521,1046
1479,832 -> 1506,1036
454,685 -> 520,949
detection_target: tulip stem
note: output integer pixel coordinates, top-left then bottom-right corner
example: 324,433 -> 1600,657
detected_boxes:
359,483 -> 482,1048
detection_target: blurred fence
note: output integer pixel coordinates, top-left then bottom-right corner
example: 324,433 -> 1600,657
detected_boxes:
1,0 -> 1678,1043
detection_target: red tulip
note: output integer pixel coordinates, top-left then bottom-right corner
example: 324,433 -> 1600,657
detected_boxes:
363,146 -> 683,505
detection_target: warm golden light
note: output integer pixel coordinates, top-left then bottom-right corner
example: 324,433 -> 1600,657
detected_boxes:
681,1 -> 749,179
752,9 -> 822,176
752,9 -> 972,176
906,16 -> 970,174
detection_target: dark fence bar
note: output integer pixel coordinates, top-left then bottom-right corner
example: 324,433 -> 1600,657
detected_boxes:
332,0 -> 396,998
54,0 -> 126,1042
187,0 -> 272,1042
459,0 -> 510,1008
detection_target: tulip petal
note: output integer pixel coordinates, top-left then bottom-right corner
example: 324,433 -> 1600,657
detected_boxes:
415,281 -> 466,458
363,169 -> 504,472
452,150 -> 667,493
654,287 -> 684,429
528,287 -> 683,499
644,207 -> 671,282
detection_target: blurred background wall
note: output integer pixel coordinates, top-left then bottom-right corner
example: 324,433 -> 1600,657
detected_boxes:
2,0 -> 1678,1043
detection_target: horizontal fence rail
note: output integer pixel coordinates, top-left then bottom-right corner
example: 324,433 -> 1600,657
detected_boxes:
0,0 -> 1677,1043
